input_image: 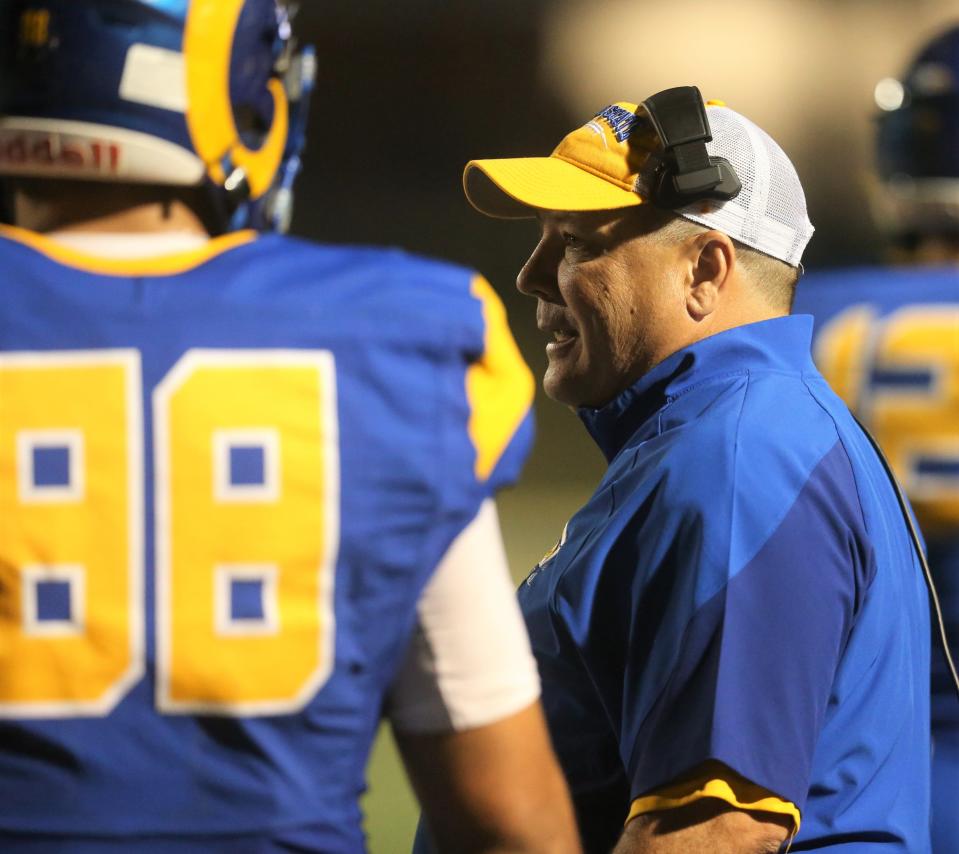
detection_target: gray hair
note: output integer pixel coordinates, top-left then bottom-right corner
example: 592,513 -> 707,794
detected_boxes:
653,213 -> 800,311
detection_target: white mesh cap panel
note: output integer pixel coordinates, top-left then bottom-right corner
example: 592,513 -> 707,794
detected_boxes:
677,106 -> 814,267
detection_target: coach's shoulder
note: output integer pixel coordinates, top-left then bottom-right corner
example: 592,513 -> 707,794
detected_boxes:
737,368 -> 841,459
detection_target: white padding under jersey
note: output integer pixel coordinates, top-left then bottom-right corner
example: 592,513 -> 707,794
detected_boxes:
46,231 -> 209,258
388,500 -> 540,733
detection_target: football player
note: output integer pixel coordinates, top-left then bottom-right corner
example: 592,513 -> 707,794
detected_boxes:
0,2 -> 580,852
793,25 -> 959,853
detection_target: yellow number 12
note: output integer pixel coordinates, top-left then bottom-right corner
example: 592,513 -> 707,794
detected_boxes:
814,305 -> 959,533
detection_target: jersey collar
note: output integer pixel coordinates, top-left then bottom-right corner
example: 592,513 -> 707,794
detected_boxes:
0,224 -> 257,277
578,315 -> 817,462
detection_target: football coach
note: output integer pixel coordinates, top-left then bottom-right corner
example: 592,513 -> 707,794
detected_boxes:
462,88 -> 931,853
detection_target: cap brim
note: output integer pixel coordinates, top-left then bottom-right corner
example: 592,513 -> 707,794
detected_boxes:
463,157 -> 644,219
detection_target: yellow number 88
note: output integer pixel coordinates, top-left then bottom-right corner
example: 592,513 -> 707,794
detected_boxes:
0,349 -> 339,718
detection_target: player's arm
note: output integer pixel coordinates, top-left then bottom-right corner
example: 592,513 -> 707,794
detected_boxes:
397,702 -> 579,854
387,500 -> 581,854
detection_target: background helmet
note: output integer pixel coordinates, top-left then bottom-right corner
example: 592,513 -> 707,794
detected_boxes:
0,0 -> 315,232
874,25 -> 959,240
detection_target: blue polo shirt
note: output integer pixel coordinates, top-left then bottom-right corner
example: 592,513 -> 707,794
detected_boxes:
519,316 -> 930,852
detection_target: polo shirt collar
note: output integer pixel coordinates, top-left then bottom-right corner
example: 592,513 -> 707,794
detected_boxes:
578,315 -> 816,462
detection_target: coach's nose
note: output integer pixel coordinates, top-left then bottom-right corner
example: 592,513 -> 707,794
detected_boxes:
516,231 -> 562,304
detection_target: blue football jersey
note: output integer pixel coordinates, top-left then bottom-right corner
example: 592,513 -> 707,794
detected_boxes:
519,317 -> 931,852
0,225 -> 534,851
794,265 -> 958,852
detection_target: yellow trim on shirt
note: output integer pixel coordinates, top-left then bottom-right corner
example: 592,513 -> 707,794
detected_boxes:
465,275 -> 535,481
627,766 -> 801,834
0,224 -> 257,277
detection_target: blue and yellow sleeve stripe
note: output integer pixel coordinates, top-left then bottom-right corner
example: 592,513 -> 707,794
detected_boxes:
627,762 -> 800,837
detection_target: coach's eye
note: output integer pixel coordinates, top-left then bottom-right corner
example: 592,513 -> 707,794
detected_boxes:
562,231 -> 597,260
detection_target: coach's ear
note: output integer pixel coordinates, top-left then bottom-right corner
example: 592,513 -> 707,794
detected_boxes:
684,230 -> 734,322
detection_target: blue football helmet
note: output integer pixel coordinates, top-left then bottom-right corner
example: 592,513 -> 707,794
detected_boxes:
0,0 -> 315,232
875,25 -> 959,238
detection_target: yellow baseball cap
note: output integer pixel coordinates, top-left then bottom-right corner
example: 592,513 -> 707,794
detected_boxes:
464,102 -> 656,219
463,95 -> 815,267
